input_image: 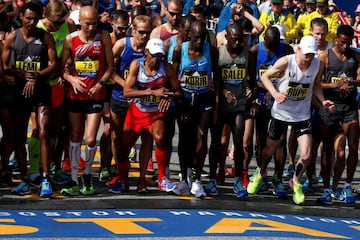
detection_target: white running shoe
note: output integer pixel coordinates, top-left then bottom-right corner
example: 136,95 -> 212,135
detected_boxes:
190,180 -> 206,198
173,180 -> 190,196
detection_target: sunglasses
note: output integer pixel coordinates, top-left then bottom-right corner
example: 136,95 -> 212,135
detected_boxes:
117,25 -> 129,30
167,10 -> 182,17
137,29 -> 151,35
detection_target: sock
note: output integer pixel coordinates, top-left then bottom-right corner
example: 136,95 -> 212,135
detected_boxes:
84,145 -> 96,174
28,137 -> 41,174
69,141 -> 81,184
155,147 -> 167,181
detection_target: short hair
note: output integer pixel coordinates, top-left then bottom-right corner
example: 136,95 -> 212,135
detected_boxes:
45,0 -> 69,20
189,4 -> 207,17
235,17 -> 253,32
167,0 -> 184,9
21,1 -> 43,15
310,17 -> 328,32
111,9 -> 129,23
337,24 -> 354,38
131,5 -> 147,19
180,14 -> 196,27
265,26 -> 280,40
132,15 -> 151,29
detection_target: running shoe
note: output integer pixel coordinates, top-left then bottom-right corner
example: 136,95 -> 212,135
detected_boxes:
273,181 -> 287,199
318,175 -> 323,183
332,187 -> 344,201
247,172 -> 263,194
81,174 -> 94,195
12,180 -> 31,195
108,180 -> 127,194
283,164 -> 294,177
8,157 -> 19,171
302,180 -> 310,193
290,179 -> 305,205
158,176 -> 176,192
204,179 -> 218,196
137,179 -> 148,193
60,181 -> 80,196
173,180 -> 190,196
317,189 -> 332,205
106,175 -> 120,187
249,167 -> 260,182
233,178 -> 248,198
99,167 -> 111,182
30,175 -> 42,189
52,169 -> 71,184
342,186 -> 356,204
190,180 -> 206,198
39,178 -> 53,197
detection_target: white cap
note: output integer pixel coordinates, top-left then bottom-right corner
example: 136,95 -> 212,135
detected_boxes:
69,10 -> 80,25
299,36 -> 317,54
273,24 -> 285,41
146,38 -> 165,56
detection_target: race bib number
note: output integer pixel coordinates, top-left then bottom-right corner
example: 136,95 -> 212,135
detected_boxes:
286,82 -> 309,101
183,70 -> 208,87
221,66 -> 246,84
331,77 -> 354,90
259,68 -> 277,82
75,60 -> 99,77
140,95 -> 161,104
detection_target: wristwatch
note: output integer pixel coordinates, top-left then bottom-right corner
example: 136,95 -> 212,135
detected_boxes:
98,80 -> 105,86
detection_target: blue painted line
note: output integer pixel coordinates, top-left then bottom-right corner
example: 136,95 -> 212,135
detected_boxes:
0,209 -> 359,238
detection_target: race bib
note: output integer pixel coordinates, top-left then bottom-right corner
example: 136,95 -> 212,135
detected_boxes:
286,82 -> 309,101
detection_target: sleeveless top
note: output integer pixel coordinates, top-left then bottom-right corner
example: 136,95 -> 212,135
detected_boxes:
178,41 -> 213,94
133,57 -> 167,112
272,54 -> 320,122
160,24 -> 176,40
256,42 -> 287,104
218,44 -> 249,112
12,28 -> 49,88
323,48 -> 358,105
68,30 -> 106,100
112,37 -> 145,101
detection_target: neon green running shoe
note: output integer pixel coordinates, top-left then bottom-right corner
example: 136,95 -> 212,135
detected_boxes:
291,180 -> 305,205
247,172 -> 263,194
81,174 -> 94,195
249,167 -> 260,182
60,182 -> 80,196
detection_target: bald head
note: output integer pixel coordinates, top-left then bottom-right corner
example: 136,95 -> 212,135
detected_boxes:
79,6 -> 98,21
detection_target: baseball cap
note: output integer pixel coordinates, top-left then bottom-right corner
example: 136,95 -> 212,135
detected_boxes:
145,38 -> 165,56
299,36 -> 317,54
356,4 -> 360,13
271,0 -> 283,4
316,0 -> 328,6
305,0 -> 316,4
69,10 -> 80,25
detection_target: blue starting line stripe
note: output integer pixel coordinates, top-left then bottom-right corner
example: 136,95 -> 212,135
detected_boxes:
0,209 -> 359,239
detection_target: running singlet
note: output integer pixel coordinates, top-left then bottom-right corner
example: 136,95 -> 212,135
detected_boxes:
178,41 -> 213,94
112,37 -> 145,101
12,28 -> 49,87
68,30 -> 106,100
272,54 -> 320,122
323,48 -> 358,104
218,44 -> 249,112
256,42 -> 286,104
160,24 -> 176,40
133,57 -> 167,113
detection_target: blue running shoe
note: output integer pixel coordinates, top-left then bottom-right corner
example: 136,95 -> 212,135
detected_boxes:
52,169 -> 71,184
273,181 -> 287,198
342,186 -> 356,204
302,180 -> 310,192
332,187 -> 344,201
40,178 -> 53,197
12,180 -> 31,195
108,180 -> 127,194
318,189 -> 332,205
234,178 -> 248,198
205,179 -> 218,196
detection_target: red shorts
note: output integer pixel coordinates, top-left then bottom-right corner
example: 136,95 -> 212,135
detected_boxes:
51,84 -> 64,108
124,102 -> 165,133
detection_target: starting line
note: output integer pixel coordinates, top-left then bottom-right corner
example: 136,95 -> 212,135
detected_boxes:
0,209 -> 359,239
